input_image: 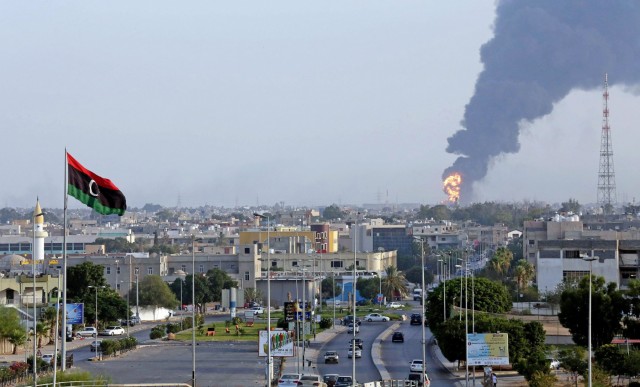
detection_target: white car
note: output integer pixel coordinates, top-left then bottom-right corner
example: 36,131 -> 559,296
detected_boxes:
348,347 -> 362,358
76,327 -> 97,337
410,359 -> 424,373
298,374 -> 327,387
251,306 -> 265,315
100,326 -> 125,336
41,353 -> 55,364
387,302 -> 403,309
347,323 -> 360,334
364,313 -> 390,322
550,359 -> 561,370
278,373 -> 302,387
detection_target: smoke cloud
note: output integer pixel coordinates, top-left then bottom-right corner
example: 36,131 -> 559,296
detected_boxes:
444,0 -> 640,201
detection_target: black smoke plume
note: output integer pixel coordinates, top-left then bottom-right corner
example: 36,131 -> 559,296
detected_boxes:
444,0 -> 640,201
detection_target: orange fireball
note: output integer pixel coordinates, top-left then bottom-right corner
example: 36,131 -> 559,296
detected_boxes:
443,173 -> 462,202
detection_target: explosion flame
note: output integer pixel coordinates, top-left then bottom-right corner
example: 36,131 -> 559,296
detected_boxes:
443,173 -> 462,203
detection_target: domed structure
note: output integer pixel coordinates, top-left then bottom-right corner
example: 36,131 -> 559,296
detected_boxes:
0,254 -> 26,272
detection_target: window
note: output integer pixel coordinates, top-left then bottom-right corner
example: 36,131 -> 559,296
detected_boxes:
271,261 -> 277,267
331,261 -> 343,268
117,266 -> 121,274
147,267 -> 153,275
181,265 -> 186,272
292,261 -> 298,267
529,239 -> 535,245
565,250 -> 581,259
245,247 -> 251,254
116,283 -> 120,291
563,270 -> 589,284
244,272 -> 250,281
199,265 -> 204,273
106,267 -> 111,275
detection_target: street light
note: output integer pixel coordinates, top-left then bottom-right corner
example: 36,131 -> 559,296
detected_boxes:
191,235 -> 197,387
254,212 -> 272,387
581,253 -> 598,387
87,285 -> 105,349
438,258 -> 446,322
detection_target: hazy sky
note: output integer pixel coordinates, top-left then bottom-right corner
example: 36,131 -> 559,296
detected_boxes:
2,1 -> 639,210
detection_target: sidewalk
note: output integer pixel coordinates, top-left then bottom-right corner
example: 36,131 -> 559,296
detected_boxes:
0,323 -> 150,365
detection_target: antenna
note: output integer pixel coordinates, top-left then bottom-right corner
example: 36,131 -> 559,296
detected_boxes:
597,73 -> 617,214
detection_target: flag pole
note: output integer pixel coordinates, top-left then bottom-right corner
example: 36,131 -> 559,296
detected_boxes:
61,150 -> 69,371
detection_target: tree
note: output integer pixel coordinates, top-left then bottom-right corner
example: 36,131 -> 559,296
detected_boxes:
381,266 -> 408,301
594,344 -> 624,379
489,247 -> 513,278
513,260 -> 535,298
94,237 -> 136,253
321,277 -> 342,300
559,198 -> 581,213
41,306 -> 59,345
558,275 -> 626,349
67,262 -> 108,301
558,346 -> 587,385
426,277 -> 512,328
322,204 -> 345,220
137,275 -> 179,310
243,288 -> 263,305
206,268 -> 238,303
404,266 -> 434,287
356,277 -> 379,301
0,306 -> 24,354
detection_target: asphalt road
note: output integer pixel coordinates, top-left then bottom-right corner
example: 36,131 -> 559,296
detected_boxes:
314,320 -> 390,383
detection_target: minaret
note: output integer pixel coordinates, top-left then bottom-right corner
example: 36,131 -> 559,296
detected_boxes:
33,199 -> 48,261
597,73 -> 617,214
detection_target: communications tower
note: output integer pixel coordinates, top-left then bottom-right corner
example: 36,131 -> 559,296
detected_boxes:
597,73 -> 616,214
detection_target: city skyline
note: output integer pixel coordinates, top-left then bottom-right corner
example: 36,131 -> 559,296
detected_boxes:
3,2 -> 640,209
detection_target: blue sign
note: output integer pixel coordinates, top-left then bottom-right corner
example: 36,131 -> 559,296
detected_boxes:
66,303 -> 84,324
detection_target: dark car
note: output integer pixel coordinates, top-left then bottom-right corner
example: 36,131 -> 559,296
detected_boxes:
335,376 -> 353,387
350,338 -> 363,349
410,313 -> 422,325
323,374 -> 339,387
392,332 -> 404,343
342,315 -> 362,326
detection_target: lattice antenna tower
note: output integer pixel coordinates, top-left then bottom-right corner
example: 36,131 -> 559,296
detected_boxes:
597,73 -> 617,214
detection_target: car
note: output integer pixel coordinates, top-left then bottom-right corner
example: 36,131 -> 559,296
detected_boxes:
324,351 -> 339,364
409,359 -> 424,373
364,313 -> 390,322
350,338 -> 363,349
387,302 -> 403,309
76,327 -> 97,337
550,359 -> 561,370
323,374 -> 339,387
130,316 -> 141,325
89,339 -> 103,352
410,313 -> 422,325
100,326 -> 125,336
278,373 -> 302,387
334,376 -> 353,387
342,315 -> 362,326
251,306 -> 265,315
347,347 -> 362,358
406,372 -> 431,386
392,332 -> 404,343
40,353 -> 55,364
298,374 -> 327,387
347,323 -> 360,334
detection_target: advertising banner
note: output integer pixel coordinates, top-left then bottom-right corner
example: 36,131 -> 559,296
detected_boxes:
66,303 -> 84,325
258,330 -> 294,357
467,333 -> 509,366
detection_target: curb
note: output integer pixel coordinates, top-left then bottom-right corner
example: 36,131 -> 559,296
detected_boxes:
371,321 -> 401,380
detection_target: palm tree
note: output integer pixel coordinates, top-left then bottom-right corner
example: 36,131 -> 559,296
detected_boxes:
490,247 -> 513,277
7,329 -> 26,355
382,266 -> 408,301
35,321 -> 49,349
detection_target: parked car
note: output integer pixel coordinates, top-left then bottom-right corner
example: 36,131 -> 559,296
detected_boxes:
392,332 -> 404,343
334,376 -> 353,387
298,374 -> 327,387
347,323 -> 360,334
76,327 -> 97,337
347,347 -> 362,358
550,359 -> 561,370
89,339 -> 103,352
100,326 -> 125,336
387,302 -> 403,309
251,306 -> 265,315
323,374 -> 339,387
410,313 -> 423,325
406,372 -> 431,386
324,351 -> 339,364
364,313 -> 390,322
130,316 -> 141,325
410,359 -> 424,373
40,353 -> 54,364
278,373 -> 302,387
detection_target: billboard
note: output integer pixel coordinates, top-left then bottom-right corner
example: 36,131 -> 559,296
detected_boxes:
66,303 -> 84,325
258,330 -> 294,357
467,333 -> 509,366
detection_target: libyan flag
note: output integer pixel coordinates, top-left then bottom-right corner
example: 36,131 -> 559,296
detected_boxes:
67,153 -> 127,216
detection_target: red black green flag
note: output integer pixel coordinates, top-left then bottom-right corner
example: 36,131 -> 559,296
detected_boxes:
67,153 -> 127,216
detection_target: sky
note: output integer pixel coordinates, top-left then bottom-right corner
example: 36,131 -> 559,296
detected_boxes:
2,1 -> 640,210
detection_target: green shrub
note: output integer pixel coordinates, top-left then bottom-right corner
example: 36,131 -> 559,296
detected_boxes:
319,317 -> 333,329
166,323 -> 181,334
150,325 -> 166,339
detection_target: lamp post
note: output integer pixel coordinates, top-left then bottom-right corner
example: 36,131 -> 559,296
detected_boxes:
88,285 -> 105,349
581,253 -> 598,387
254,213 -> 272,387
438,258 -> 446,322
414,237 -> 427,383
191,235 -> 196,387
135,268 -> 140,320
52,268 -> 61,387
455,262 -> 463,321
31,209 -> 43,385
